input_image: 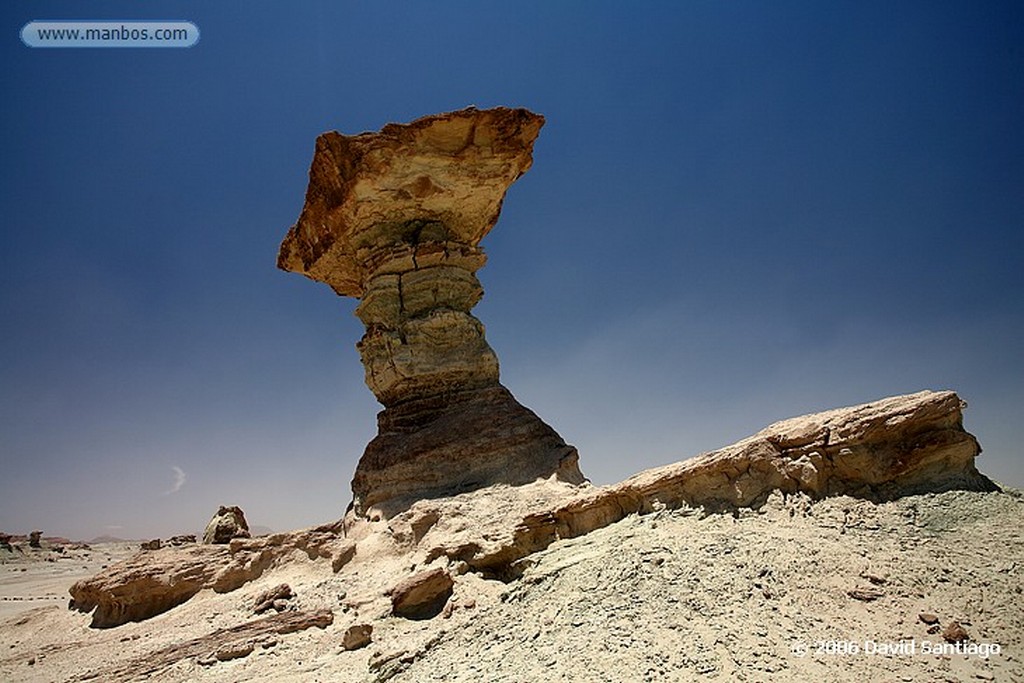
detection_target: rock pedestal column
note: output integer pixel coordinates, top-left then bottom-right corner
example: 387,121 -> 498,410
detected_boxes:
278,107 -> 585,516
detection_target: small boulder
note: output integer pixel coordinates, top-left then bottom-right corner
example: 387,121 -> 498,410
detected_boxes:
215,642 -> 255,661
253,583 -> 293,614
919,613 -> 940,625
390,567 -> 454,620
942,621 -> 970,643
342,624 -> 373,651
140,539 -> 161,551
29,531 -> 42,548
202,506 -> 251,545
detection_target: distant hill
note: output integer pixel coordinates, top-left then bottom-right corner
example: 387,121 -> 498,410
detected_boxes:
87,535 -> 135,545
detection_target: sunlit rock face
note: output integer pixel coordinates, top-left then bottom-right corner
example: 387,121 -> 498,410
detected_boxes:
279,107 -> 585,516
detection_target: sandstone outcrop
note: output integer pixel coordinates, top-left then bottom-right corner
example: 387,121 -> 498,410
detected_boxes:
75,609 -> 334,680
69,524 -> 353,627
389,567 -> 454,620
390,390 -> 995,576
278,107 -> 585,516
202,505 -> 251,544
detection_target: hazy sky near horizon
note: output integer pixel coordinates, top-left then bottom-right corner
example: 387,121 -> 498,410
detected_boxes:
2,2 -> 1022,540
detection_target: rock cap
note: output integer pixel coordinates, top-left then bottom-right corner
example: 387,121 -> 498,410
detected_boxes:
277,106 -> 545,297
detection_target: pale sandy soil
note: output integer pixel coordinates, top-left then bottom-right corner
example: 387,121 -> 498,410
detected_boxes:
0,543 -> 137,622
1,489 -> 1022,683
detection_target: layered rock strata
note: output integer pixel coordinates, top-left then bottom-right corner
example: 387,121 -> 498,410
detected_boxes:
65,390 -> 993,631
69,524 -> 353,628
400,390 -> 997,577
278,107 -> 585,515
78,609 -> 334,680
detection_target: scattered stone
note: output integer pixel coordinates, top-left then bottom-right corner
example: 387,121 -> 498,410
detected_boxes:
167,535 -> 197,546
847,589 -> 884,602
390,567 -> 454,620
253,584 -> 294,614
140,539 -> 161,551
279,107 -> 586,516
214,642 -> 255,661
942,621 -> 970,643
28,531 -> 42,548
919,613 -> 940,625
441,595 -> 479,618
202,506 -> 251,545
342,623 -> 373,650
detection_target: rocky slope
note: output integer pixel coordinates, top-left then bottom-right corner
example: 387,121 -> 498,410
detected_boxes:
392,488 -> 1024,683
2,488 -> 1020,682
1,390 -> 1018,682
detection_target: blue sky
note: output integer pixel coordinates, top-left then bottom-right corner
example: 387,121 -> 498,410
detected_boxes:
2,1 -> 1021,540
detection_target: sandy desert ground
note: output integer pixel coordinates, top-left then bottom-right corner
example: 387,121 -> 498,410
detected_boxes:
1,486 -> 1021,683
0,542 -> 138,623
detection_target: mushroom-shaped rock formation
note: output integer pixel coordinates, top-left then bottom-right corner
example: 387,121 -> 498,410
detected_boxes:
279,107 -> 586,516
